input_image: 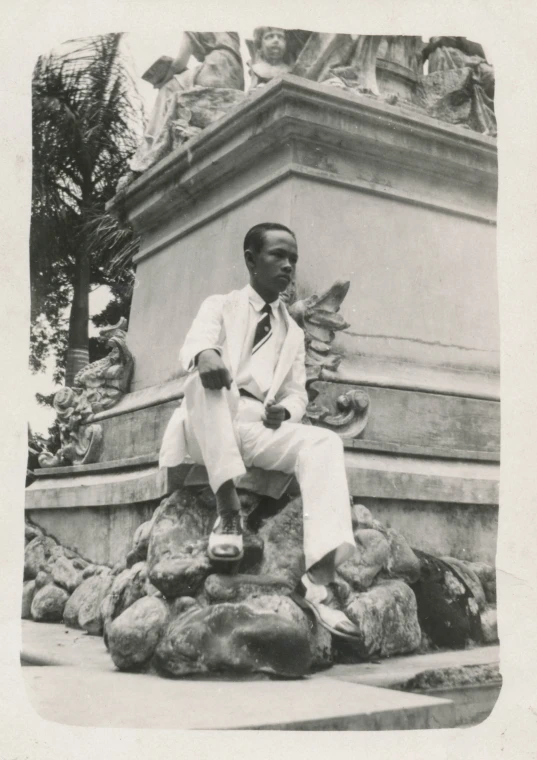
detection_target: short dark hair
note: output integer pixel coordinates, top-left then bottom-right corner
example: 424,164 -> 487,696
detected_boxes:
243,223 -> 296,255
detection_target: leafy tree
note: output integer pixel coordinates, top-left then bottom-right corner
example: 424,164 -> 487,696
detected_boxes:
31,33 -> 144,387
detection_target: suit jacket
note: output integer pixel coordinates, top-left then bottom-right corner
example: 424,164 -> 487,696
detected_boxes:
159,286 -> 308,468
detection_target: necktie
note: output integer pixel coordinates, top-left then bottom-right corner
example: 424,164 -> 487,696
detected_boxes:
252,303 -> 272,354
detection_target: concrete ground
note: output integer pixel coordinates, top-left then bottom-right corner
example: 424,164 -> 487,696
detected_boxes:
20,621 -> 501,731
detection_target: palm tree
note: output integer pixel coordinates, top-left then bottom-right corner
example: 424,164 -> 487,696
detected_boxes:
31,33 -> 144,386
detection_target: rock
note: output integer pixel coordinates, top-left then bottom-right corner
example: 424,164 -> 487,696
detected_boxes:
112,559 -> 127,576
101,562 -> 150,641
247,594 -> 332,670
51,556 -> 83,593
351,503 -> 375,529
108,596 -> 170,671
147,489 -> 215,598
344,580 -> 422,658
258,497 -> 305,586
31,583 -> 69,622
204,573 -> 292,604
82,564 -> 98,579
411,551 -> 482,649
34,570 -> 53,589
385,529 -> 421,584
64,574 -> 113,633
22,581 -> 36,619
24,536 -> 56,580
442,556 -> 487,611
126,518 -> 154,567
481,607 -> 498,643
78,574 -> 114,635
72,557 -> 89,571
154,600 -> 312,678
467,561 -> 496,604
337,529 -> 390,591
25,522 -> 43,544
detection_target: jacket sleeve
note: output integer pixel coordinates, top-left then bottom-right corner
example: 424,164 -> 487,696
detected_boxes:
179,294 -> 225,373
276,331 -> 309,423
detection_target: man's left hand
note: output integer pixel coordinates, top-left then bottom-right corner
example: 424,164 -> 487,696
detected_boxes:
263,401 -> 289,429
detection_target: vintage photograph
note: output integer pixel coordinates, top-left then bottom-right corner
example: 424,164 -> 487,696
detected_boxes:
22,27 -> 500,730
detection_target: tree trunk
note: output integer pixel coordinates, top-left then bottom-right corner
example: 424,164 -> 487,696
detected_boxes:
65,247 -> 90,387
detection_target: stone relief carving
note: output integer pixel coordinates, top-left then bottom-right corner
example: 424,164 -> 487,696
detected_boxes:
38,319 -> 134,468
285,279 -> 370,437
246,27 -> 293,89
420,36 -> 496,136
117,32 -> 245,190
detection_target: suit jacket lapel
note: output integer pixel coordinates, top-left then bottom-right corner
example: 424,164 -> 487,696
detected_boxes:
222,287 -> 250,377
268,303 -> 302,399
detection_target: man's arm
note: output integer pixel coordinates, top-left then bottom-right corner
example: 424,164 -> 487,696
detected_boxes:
274,333 -> 309,423
179,294 -> 226,373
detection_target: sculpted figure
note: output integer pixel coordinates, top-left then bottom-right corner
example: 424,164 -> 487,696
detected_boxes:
421,37 -> 495,135
291,33 -> 383,94
38,319 -> 134,468
118,32 -> 244,188
247,27 -> 293,89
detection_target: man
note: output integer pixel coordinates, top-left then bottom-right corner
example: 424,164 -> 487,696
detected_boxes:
160,223 -> 360,639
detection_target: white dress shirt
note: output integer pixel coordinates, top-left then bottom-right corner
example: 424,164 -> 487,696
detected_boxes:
235,284 -> 287,400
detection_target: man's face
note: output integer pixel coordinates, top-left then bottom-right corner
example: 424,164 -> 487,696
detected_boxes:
247,230 -> 298,299
261,29 -> 287,64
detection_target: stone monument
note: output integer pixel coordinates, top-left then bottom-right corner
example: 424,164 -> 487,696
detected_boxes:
25,31 -> 499,678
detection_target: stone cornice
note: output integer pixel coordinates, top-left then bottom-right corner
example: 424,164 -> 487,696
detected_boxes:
108,75 -> 497,237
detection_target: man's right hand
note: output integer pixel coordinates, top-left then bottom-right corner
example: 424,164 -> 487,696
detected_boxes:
196,350 -> 232,390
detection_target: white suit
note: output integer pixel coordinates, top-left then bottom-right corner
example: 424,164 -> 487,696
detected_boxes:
159,285 -> 356,572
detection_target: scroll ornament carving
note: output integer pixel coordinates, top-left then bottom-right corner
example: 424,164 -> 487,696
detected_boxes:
286,279 -> 370,437
38,319 -> 134,468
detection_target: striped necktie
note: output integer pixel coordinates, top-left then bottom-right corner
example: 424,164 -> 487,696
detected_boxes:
252,303 -> 272,354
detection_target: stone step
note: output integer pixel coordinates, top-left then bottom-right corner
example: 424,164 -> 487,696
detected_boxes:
22,665 -> 455,730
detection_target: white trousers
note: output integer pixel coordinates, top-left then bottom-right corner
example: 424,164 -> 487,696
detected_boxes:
183,373 -> 356,572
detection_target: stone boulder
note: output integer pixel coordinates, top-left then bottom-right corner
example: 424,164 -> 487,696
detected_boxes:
344,580 -> 422,658
337,528 -> 389,591
481,606 -> 499,644
153,600 -> 312,678
51,556 -> 84,593
31,583 -> 69,622
108,596 -> 170,672
64,573 -> 113,634
24,535 -> 57,580
257,497 -> 305,586
24,521 -> 44,544
467,561 -> 496,604
101,562 -> 159,644
385,529 -> 421,584
442,556 -> 487,611
22,581 -> 36,619
147,490 -> 214,598
34,570 -> 53,590
411,551 -> 483,649
126,518 -> 154,568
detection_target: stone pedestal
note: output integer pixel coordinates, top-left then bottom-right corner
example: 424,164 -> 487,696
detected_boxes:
26,75 -> 498,566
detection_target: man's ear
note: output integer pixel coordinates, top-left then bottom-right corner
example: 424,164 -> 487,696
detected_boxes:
244,249 -> 255,272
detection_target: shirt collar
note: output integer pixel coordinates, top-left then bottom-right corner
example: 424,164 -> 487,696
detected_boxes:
246,284 -> 280,312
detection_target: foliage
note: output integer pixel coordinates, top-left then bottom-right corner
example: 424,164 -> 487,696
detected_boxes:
30,33 -> 144,383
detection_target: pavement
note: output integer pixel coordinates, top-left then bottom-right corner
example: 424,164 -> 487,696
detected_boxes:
20,621 -> 501,731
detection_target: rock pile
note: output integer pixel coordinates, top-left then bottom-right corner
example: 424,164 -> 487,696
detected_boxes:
23,488 -> 498,678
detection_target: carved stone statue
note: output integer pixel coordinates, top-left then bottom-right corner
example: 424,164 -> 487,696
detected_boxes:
38,319 -> 134,468
291,33 -> 384,95
285,280 -> 370,438
246,27 -> 293,89
420,37 -> 496,136
118,32 -> 245,189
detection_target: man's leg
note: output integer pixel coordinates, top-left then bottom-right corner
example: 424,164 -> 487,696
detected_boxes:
239,419 -> 356,575
183,374 -> 246,559
238,417 -> 360,637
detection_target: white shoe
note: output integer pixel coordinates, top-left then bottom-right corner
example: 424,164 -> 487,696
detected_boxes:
207,513 -> 243,562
